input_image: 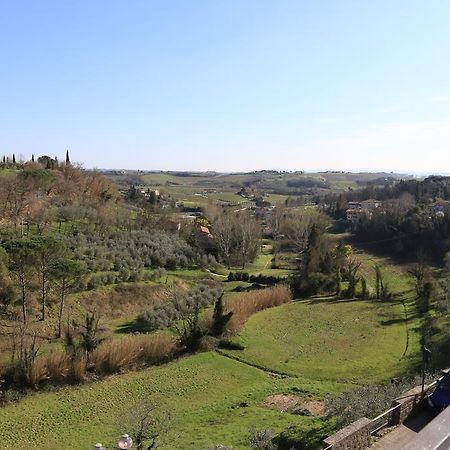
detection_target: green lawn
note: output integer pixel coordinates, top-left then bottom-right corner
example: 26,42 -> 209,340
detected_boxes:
225,297 -> 422,386
0,352 -> 328,450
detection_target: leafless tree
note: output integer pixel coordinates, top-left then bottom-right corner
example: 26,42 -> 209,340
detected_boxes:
213,210 -> 235,268
235,211 -> 260,269
118,400 -> 170,450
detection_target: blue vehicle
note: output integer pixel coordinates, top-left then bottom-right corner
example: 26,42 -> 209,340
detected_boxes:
428,372 -> 450,411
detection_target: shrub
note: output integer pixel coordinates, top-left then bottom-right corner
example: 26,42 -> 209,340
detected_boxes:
249,274 -> 283,285
291,273 -> 336,298
248,429 -> 276,450
227,272 -> 250,282
327,374 -> 436,428
275,420 -> 334,450
137,284 -> 222,332
218,339 -> 246,351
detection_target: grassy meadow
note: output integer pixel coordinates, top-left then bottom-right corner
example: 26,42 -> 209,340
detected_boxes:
0,247 -> 429,449
0,352 -> 329,450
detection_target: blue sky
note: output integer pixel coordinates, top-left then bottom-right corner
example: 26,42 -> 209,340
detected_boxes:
1,1 -> 450,173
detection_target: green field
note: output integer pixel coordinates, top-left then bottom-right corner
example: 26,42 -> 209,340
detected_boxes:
0,292 -> 422,449
108,170 -> 411,208
225,298 -> 421,385
0,352 -> 329,450
0,245 -> 430,449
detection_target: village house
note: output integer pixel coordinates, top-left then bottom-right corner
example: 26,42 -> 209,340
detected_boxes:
346,199 -> 381,223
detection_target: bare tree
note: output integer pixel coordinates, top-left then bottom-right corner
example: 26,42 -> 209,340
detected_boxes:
213,210 -> 235,268
118,400 -> 170,450
235,211 -> 260,269
49,259 -> 86,337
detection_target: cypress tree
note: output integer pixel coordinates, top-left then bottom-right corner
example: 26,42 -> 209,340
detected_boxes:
65,149 -> 70,165
212,293 -> 233,336
31,154 -> 35,162
12,153 -> 16,164
335,267 -> 341,297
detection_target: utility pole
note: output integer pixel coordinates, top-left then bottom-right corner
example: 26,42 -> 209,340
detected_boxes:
421,346 -> 432,396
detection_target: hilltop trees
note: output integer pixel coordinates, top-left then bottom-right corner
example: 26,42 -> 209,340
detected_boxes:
0,157 -> 120,234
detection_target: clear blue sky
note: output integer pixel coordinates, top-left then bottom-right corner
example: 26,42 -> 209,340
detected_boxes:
1,1 -> 450,173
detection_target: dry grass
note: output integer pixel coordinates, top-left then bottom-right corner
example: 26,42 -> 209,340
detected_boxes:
27,352 -> 87,386
225,285 -> 292,334
14,333 -> 176,388
91,333 -> 176,374
79,283 -> 180,320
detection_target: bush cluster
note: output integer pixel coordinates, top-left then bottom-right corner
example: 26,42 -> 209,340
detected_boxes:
137,284 -> 222,332
227,272 -> 283,285
327,374 -> 437,428
290,272 -> 336,297
2,333 -> 176,390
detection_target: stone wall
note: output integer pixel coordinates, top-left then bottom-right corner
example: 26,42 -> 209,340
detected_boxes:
322,381 -> 438,450
322,418 -> 372,450
389,382 -> 435,426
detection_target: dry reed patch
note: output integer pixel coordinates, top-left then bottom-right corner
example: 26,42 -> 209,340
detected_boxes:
225,285 -> 292,334
91,333 -> 176,375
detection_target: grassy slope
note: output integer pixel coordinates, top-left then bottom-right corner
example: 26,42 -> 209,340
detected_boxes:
0,249 -> 426,449
0,352 -> 327,450
226,298 -> 418,384
224,247 -> 423,387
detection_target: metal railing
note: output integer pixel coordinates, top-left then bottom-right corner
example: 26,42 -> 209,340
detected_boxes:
370,404 -> 401,435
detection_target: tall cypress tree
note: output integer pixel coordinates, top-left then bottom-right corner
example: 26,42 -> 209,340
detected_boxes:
212,293 -> 233,336
65,149 -> 70,164
12,153 -> 16,164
